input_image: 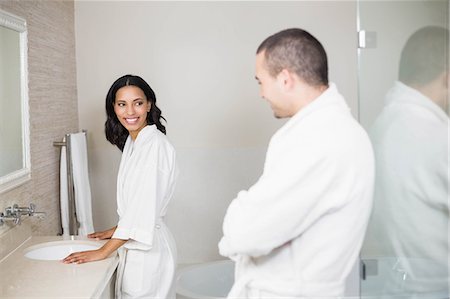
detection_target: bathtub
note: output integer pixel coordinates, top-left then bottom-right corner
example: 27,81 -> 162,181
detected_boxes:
176,259 -> 448,299
177,260 -> 234,299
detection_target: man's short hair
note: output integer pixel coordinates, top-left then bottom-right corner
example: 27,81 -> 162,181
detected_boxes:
399,26 -> 449,86
257,28 -> 328,87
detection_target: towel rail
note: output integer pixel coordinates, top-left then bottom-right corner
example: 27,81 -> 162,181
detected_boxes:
53,130 -> 87,235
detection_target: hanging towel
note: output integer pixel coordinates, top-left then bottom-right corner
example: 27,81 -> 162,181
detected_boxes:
59,137 -> 70,236
70,132 -> 94,236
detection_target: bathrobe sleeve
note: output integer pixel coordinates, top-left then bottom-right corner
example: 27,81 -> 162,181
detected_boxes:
219,135 -> 355,258
113,142 -> 169,251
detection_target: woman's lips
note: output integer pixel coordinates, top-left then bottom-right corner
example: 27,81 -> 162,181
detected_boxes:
124,117 -> 139,125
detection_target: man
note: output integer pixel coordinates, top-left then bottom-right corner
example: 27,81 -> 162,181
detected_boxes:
219,28 -> 375,298
364,26 -> 449,295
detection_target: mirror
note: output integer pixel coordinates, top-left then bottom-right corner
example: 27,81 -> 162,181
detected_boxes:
0,9 -> 30,194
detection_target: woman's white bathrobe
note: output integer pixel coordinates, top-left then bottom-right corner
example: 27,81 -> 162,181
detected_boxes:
219,83 -> 375,298
112,125 -> 178,299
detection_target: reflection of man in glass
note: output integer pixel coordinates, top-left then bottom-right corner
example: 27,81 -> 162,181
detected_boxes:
365,26 -> 449,295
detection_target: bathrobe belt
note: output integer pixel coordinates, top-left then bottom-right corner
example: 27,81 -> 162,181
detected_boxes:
115,217 -> 165,299
155,216 -> 164,229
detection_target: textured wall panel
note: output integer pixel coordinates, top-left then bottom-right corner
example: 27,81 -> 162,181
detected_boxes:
0,0 -> 78,236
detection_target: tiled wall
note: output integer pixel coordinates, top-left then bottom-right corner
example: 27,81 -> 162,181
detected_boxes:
0,222 -> 31,262
0,1 -> 78,236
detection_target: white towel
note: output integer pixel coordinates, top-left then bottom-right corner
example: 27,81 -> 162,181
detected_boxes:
70,132 -> 94,236
59,137 -> 70,236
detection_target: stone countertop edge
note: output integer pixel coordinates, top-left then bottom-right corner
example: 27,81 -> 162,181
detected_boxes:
0,235 -> 119,298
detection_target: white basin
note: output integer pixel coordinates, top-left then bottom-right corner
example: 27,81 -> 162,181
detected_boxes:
24,240 -> 102,261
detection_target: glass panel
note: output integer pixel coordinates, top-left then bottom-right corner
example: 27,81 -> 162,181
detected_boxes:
358,1 -> 449,298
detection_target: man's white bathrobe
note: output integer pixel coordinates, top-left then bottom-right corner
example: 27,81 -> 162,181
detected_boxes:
112,125 -> 178,299
219,83 -> 375,298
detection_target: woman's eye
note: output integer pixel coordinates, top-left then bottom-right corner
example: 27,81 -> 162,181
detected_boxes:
117,103 -> 125,107
136,102 -> 143,106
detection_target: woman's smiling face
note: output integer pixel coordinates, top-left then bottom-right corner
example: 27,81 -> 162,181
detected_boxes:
114,85 -> 151,140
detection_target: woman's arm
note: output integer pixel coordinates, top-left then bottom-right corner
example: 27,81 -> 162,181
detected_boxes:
88,226 -> 117,240
62,238 -> 126,264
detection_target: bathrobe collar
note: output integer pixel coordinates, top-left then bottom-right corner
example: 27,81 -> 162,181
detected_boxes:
276,82 -> 349,135
126,125 -> 157,153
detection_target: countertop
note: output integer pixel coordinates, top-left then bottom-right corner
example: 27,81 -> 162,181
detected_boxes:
0,235 -> 119,298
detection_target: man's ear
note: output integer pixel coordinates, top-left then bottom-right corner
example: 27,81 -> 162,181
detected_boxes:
277,69 -> 295,91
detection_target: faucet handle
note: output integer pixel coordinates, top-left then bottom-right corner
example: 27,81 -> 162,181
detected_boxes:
29,203 -> 36,214
0,210 -> 21,226
10,203 -> 31,216
5,205 -> 15,215
0,203 -> 45,227
29,203 -> 46,218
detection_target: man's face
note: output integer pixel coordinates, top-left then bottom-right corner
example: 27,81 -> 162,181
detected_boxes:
255,52 -> 290,118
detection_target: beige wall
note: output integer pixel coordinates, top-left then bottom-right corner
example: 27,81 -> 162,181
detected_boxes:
0,1 -> 78,236
75,1 -> 358,264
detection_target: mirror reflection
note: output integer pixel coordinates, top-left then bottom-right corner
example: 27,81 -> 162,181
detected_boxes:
0,24 -> 22,176
366,26 -> 449,295
0,9 -> 30,193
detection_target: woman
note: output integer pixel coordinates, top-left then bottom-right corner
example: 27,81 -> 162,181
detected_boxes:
63,74 -> 178,299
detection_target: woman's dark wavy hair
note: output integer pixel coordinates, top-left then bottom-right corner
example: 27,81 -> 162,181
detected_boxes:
105,74 -> 166,151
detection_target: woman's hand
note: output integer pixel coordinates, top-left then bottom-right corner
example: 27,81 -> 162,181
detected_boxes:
62,238 -> 127,265
62,249 -> 108,264
88,226 -> 117,240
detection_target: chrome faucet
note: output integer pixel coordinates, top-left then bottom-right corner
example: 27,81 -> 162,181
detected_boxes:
0,210 -> 20,225
0,203 -> 46,226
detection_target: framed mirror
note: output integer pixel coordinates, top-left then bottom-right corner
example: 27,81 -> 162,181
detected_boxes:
0,9 -> 30,194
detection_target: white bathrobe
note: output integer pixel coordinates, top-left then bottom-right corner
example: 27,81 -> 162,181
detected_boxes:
364,82 -> 449,294
219,83 -> 375,298
112,125 -> 178,299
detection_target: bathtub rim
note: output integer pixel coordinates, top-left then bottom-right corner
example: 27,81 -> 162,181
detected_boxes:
176,259 -> 233,299
175,258 -> 449,299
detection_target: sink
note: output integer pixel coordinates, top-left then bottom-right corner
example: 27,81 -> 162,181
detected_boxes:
23,240 -> 102,261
